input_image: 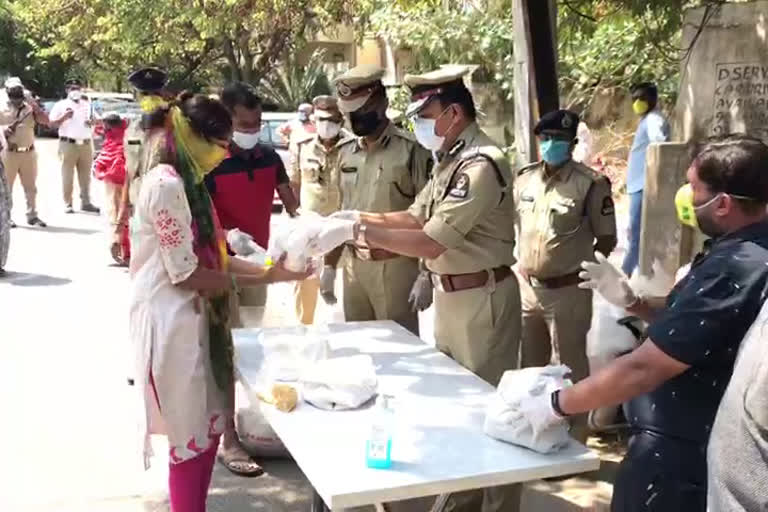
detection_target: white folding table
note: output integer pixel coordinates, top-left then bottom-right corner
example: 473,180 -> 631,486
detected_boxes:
233,321 -> 600,511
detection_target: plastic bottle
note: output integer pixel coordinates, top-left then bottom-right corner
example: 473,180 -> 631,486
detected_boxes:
366,395 -> 394,469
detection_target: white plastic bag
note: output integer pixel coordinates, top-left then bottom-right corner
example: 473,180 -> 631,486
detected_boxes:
300,355 -> 378,410
235,381 -> 288,457
573,122 -> 593,164
235,328 -> 330,457
267,213 -> 325,272
484,366 -> 571,454
227,228 -> 270,266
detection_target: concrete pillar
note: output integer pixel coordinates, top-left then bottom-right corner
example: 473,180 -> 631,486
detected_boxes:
639,142 -> 695,278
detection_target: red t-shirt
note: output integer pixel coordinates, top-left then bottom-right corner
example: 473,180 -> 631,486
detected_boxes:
204,144 -> 288,248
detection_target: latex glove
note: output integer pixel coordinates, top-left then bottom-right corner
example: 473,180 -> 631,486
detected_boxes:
519,391 -> 567,438
578,251 -> 638,308
227,228 -> 256,256
307,219 -> 356,256
319,265 -> 337,305
408,271 -> 433,312
329,210 -> 361,222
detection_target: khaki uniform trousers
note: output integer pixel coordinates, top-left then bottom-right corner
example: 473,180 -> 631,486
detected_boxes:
432,274 -> 523,512
343,255 -> 419,335
295,277 -> 320,325
59,140 -> 93,206
519,277 -> 592,443
2,151 -> 38,219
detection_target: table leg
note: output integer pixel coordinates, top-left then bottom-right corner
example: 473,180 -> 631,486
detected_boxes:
311,489 -> 330,512
428,494 -> 451,512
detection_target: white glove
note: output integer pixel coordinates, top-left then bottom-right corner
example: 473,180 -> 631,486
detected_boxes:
306,219 -> 356,256
408,271 -> 433,312
578,251 -> 638,308
329,210 -> 361,222
319,265 -> 337,305
519,390 -> 567,438
227,228 -> 256,256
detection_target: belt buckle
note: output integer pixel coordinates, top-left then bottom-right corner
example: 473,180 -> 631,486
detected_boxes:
430,273 -> 445,292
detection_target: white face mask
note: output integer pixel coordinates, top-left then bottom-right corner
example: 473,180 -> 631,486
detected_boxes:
316,120 -> 341,140
413,117 -> 445,151
232,130 -> 261,150
68,90 -> 82,101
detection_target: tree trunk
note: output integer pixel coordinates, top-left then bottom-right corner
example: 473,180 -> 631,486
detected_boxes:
223,38 -> 243,82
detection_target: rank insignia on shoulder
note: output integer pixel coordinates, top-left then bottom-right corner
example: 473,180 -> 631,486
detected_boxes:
601,196 -> 615,216
448,173 -> 470,198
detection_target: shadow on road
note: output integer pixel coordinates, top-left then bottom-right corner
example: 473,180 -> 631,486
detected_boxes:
2,271 -> 72,287
14,225 -> 101,236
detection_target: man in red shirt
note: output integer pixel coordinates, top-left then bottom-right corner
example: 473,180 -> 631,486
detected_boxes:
205,81 -> 298,477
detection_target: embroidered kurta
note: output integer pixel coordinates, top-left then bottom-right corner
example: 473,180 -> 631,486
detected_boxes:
129,163 -> 226,468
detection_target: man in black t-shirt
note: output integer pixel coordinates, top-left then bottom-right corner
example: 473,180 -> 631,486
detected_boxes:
520,135 -> 768,512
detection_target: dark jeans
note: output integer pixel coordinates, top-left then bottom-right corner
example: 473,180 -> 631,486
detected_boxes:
611,430 -> 707,512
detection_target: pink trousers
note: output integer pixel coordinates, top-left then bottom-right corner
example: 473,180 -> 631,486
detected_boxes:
168,435 -> 220,512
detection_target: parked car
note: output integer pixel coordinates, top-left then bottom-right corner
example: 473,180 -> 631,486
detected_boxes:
35,99 -> 60,137
261,113 -> 295,213
91,99 -> 142,155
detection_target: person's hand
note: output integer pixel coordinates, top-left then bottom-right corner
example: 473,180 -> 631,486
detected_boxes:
319,265 -> 337,305
306,218 -> 356,256
408,271 -> 433,312
110,232 -> 123,265
519,392 -> 568,437
329,210 -> 361,222
578,251 -> 638,308
266,255 -> 314,283
62,108 -> 74,120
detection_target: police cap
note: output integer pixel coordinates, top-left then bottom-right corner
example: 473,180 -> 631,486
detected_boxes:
127,67 -> 168,93
333,64 -> 385,113
534,109 -> 580,139
403,65 -> 471,118
312,95 -> 341,120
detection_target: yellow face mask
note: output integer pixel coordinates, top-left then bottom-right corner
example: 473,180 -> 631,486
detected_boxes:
170,107 -> 229,183
632,99 -> 649,115
139,95 -> 169,113
675,183 -> 698,229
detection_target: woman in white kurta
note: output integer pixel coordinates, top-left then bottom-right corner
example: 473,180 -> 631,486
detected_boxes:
128,94 -> 309,512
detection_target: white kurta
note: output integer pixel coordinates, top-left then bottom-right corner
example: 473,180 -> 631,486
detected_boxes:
129,164 -> 226,469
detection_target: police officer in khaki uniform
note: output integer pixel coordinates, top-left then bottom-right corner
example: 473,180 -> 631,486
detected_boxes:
515,109 -> 617,442
0,77 -> 49,227
324,64 -> 432,335
290,95 -> 347,324
319,66 -> 522,512
112,67 -> 170,262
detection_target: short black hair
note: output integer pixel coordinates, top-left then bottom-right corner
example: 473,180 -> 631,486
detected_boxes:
103,113 -> 122,128
692,134 -> 768,212
434,84 -> 477,121
631,82 -> 658,109
220,82 -> 262,111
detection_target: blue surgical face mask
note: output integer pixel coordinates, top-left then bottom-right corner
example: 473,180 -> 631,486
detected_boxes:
539,139 -> 572,166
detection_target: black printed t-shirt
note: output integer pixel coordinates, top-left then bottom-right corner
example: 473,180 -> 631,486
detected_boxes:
627,221 -> 768,444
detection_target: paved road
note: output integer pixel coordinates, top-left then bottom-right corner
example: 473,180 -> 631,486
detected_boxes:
1,138 -> 624,512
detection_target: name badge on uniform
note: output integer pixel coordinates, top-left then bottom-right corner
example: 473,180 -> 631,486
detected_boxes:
448,173 -> 470,199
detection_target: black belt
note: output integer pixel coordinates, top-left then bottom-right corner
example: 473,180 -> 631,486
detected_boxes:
59,137 -> 90,144
520,270 -> 582,289
7,144 -> 34,152
127,140 -> 142,146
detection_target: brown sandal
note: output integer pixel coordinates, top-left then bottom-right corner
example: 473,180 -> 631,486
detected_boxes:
217,446 -> 264,477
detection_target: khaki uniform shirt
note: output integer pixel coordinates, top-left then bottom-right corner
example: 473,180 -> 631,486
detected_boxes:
0,102 -> 36,148
290,133 -> 345,216
337,122 -> 432,212
515,159 -> 616,279
408,122 -> 516,275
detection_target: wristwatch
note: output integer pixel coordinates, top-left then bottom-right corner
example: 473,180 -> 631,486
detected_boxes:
550,389 -> 570,418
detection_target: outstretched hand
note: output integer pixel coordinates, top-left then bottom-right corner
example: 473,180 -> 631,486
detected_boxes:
267,254 -> 314,283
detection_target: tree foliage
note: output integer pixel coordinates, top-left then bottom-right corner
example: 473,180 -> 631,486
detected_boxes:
11,0 -> 363,90
258,49 -> 332,111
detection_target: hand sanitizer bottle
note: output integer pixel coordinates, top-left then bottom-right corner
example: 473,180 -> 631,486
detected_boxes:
366,395 -> 393,469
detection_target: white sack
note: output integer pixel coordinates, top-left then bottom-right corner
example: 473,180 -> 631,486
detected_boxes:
267,213 -> 332,272
301,355 -> 378,410
235,328 -> 330,456
235,381 -> 288,457
484,366 -> 572,454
